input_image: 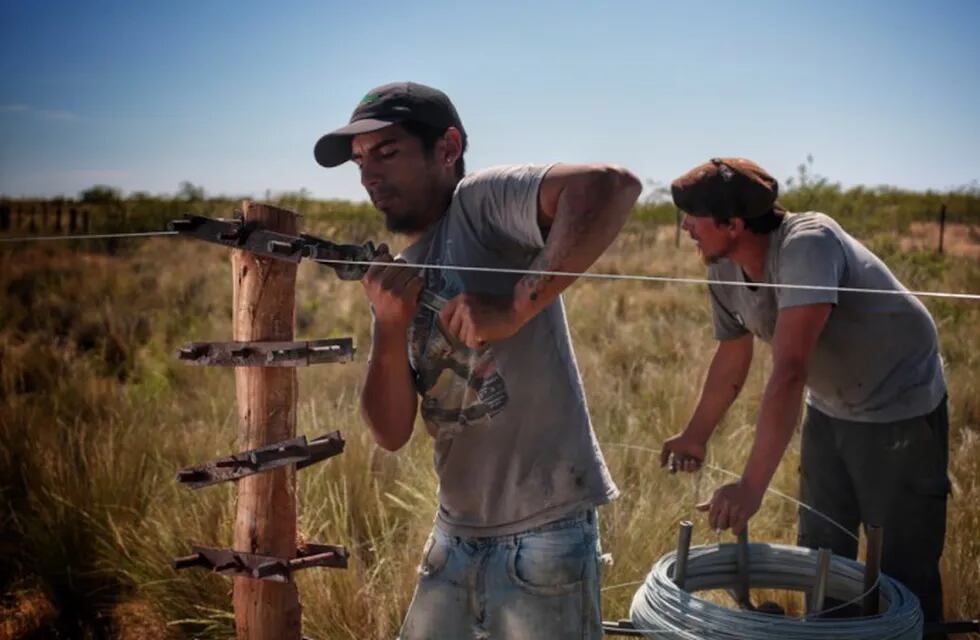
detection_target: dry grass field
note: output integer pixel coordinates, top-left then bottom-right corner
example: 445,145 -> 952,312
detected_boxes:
1,211 -> 978,639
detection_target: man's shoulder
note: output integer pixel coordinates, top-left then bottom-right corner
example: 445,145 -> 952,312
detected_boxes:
771,212 -> 852,265
778,211 -> 843,244
456,164 -> 552,193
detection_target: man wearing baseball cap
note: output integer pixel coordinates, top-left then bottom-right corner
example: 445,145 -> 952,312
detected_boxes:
660,158 -> 949,624
315,82 -> 641,638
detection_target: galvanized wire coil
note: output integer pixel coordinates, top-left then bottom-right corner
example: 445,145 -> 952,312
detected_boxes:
629,543 -> 922,639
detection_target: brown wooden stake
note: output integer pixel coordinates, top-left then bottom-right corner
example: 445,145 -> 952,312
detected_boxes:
231,201 -> 302,639
674,207 -> 681,248
938,203 -> 947,254
861,524 -> 883,616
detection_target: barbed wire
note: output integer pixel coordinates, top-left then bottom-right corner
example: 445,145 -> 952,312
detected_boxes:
2,229 -> 979,302
0,231 -> 177,242
315,257 -> 980,301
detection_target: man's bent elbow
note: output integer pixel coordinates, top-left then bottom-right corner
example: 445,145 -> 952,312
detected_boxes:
374,431 -> 411,452
359,400 -> 413,452
589,165 -> 642,203
615,166 -> 643,201
364,416 -> 413,452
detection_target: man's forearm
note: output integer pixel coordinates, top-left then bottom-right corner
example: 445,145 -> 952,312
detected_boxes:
740,363 -> 807,494
514,167 -> 640,319
687,336 -> 753,441
360,323 -> 418,451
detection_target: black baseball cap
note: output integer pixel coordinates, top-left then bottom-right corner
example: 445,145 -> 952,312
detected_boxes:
314,82 -> 466,168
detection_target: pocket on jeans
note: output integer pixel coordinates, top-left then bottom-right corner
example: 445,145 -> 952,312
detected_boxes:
507,526 -> 589,595
418,533 -> 451,579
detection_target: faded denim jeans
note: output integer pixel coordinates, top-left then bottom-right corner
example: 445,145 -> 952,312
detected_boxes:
399,510 -> 603,640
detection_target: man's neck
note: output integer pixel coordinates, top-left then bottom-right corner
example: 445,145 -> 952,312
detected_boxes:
403,179 -> 460,244
728,232 -> 770,282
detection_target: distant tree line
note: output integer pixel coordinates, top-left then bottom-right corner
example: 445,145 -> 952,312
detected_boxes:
1,162 -> 977,238
636,157 -> 978,235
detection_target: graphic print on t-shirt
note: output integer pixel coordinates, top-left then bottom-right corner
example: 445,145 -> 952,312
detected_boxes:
408,245 -> 509,440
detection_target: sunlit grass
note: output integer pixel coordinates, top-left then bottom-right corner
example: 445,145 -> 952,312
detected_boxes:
1,219 -> 978,638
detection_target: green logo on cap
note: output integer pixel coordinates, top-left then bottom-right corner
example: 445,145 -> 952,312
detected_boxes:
359,92 -> 381,107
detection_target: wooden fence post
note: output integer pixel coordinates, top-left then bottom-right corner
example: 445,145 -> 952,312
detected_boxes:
231,201 -> 302,639
938,203 -> 947,254
674,207 -> 681,248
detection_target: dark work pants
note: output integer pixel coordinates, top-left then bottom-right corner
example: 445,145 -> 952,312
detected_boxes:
797,397 -> 950,624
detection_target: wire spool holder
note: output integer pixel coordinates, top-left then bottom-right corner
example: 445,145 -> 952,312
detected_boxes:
604,520 -> 978,638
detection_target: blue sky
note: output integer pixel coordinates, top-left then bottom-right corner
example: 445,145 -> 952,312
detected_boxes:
1,0 -> 978,201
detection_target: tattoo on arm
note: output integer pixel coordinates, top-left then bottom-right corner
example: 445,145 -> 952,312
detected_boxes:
520,174 -> 616,305
522,253 -> 556,301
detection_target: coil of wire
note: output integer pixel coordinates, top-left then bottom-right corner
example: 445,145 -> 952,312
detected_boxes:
629,542 -> 922,639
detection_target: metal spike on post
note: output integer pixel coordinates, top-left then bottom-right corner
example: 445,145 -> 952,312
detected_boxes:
673,520 -> 693,589
809,547 -> 832,615
175,432 -> 345,490
175,339 -> 354,367
861,524 -> 883,616
169,213 -> 381,281
173,543 -> 347,583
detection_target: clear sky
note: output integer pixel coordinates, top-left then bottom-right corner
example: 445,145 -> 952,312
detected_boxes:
1,0 -> 978,202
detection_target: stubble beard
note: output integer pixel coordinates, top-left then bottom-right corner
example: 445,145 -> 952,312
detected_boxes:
701,250 -> 721,265
382,171 -> 448,235
383,208 -> 428,234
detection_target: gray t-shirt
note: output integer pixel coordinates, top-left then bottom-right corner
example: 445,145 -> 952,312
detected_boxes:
398,164 -> 619,537
708,212 -> 945,423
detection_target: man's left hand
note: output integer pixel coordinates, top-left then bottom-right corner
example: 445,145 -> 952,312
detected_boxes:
439,293 -> 530,350
696,481 -> 764,534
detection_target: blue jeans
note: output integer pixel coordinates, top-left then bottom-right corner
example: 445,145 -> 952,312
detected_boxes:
399,510 -> 603,640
